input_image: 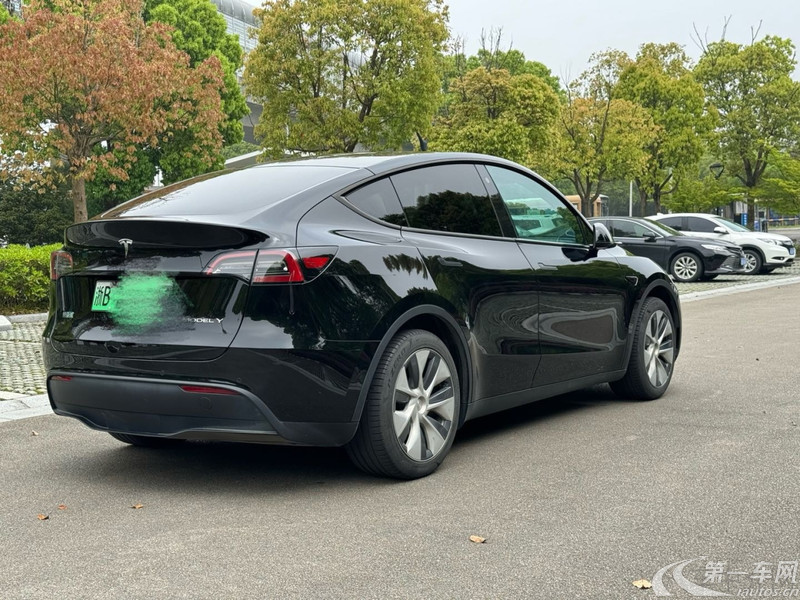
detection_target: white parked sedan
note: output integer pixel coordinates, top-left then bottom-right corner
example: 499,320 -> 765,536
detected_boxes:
648,213 -> 795,274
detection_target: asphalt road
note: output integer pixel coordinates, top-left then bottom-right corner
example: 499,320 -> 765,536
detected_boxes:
2,285 -> 799,599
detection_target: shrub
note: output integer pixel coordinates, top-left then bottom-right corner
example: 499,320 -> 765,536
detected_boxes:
0,244 -> 60,314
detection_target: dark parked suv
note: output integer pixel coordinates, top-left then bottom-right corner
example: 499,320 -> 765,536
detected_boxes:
589,217 -> 746,282
44,153 -> 681,478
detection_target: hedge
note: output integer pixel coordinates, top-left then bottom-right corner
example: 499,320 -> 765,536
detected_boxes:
0,244 -> 60,314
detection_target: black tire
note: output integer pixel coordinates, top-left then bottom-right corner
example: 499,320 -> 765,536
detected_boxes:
742,248 -> 763,274
346,329 -> 461,479
610,297 -> 676,401
670,252 -> 703,282
109,432 -> 185,447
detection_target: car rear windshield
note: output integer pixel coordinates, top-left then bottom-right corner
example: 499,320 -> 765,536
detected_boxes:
102,165 -> 355,218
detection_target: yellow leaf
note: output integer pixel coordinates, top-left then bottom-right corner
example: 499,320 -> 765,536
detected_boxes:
131,503 -> 144,510
469,535 -> 486,544
37,514 -> 49,521
632,579 -> 652,589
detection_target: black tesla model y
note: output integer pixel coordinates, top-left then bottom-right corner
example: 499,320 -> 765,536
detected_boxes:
44,153 -> 681,479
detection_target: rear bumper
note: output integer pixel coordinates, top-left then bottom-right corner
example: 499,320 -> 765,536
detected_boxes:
47,371 -> 360,446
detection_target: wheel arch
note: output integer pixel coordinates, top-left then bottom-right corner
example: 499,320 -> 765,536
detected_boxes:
627,278 -> 682,365
351,304 -> 473,428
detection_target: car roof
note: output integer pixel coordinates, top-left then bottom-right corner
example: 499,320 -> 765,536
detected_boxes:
97,152 -> 537,228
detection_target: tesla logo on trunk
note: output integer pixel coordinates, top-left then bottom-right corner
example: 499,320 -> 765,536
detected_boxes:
118,238 -> 133,258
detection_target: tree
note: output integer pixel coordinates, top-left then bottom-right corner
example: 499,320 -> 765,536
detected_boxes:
616,43 -> 711,215
0,178 -> 73,245
145,0 -> 249,182
756,151 -> 800,215
553,51 -> 657,215
0,0 -> 225,223
462,29 -> 563,98
244,0 -> 448,157
694,33 -> 800,225
429,66 -> 560,167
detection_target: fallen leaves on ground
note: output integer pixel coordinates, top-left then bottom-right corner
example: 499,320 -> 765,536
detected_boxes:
469,535 -> 486,544
37,514 -> 49,521
131,503 -> 144,510
632,579 -> 652,589
31,431 -> 39,436
57,504 -> 67,510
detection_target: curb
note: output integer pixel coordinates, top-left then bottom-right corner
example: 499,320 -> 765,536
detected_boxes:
0,394 -> 52,422
7,312 -> 48,323
0,315 -> 10,332
680,275 -> 800,303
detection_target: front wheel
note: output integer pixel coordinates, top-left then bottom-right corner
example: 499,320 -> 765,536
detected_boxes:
742,248 -> 763,274
610,297 -> 676,401
347,329 -> 460,479
670,252 -> 703,282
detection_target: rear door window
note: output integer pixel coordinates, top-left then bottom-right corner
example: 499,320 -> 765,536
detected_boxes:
686,216 -> 718,233
390,164 -> 503,237
658,216 -> 684,230
611,220 -> 657,238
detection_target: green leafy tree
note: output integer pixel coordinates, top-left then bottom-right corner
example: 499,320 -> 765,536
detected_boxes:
145,0 -> 249,182
616,43 -> 711,215
429,66 -> 560,167
756,151 -> 800,215
244,0 -> 449,157
695,34 -> 800,225
0,0 -> 225,223
86,146 -> 158,217
0,177 -> 73,245
553,51 -> 657,215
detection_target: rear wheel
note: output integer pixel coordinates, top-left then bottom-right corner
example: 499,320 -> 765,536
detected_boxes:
347,329 -> 460,479
742,248 -> 763,274
670,252 -> 703,282
610,297 -> 676,401
109,432 -> 185,447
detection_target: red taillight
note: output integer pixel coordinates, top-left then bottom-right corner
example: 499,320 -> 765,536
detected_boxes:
203,250 -> 257,278
203,248 -> 336,283
253,250 -> 304,283
179,385 -> 240,396
50,251 -> 73,281
50,375 -> 72,382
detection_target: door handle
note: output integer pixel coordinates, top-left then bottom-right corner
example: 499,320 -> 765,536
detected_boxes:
537,262 -> 559,271
437,257 -> 463,267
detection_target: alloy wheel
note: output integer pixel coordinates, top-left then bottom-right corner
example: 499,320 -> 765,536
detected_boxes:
392,348 -> 456,461
644,310 -> 674,387
673,255 -> 699,281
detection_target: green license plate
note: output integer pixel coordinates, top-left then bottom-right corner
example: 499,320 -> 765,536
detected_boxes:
91,280 -> 118,312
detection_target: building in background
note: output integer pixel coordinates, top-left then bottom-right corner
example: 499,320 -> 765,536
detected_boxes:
1,0 -> 22,16
210,0 -> 262,145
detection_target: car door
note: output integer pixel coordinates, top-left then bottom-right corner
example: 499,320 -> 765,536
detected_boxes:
484,165 -> 633,388
610,219 -> 669,270
389,163 -> 541,401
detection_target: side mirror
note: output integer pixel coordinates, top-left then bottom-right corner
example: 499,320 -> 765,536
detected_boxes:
593,223 -> 616,248
713,226 -> 727,234
644,234 -> 657,242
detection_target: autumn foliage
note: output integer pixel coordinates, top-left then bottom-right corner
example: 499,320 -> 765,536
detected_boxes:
0,0 -> 225,223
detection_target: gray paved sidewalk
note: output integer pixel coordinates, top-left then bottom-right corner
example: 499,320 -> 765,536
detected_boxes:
2,262 -> 799,420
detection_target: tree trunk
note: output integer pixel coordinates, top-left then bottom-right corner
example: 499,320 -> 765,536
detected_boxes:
581,196 -> 591,217
71,176 -> 88,224
638,189 -> 647,217
652,188 -> 662,215
745,189 -> 756,230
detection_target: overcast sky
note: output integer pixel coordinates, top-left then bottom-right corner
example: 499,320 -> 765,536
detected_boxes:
241,0 -> 800,79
